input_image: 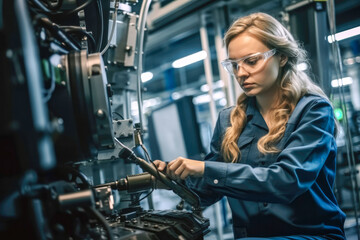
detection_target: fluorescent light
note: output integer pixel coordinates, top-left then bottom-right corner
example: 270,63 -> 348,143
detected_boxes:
328,26 -> 360,43
193,91 -> 225,104
141,72 -> 153,82
297,62 -> 308,71
200,80 -> 225,92
171,92 -> 182,100
331,77 -> 353,87
172,51 -> 207,68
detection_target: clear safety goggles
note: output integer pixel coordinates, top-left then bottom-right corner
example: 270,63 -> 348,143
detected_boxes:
221,49 -> 276,77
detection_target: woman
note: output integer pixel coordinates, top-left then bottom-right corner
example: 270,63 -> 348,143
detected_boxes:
154,12 -> 345,239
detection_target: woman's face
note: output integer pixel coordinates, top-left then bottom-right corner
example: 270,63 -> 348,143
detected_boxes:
228,32 -> 283,98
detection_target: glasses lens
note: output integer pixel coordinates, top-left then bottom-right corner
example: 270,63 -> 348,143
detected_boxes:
242,54 -> 266,72
222,61 -> 236,76
222,50 -> 273,77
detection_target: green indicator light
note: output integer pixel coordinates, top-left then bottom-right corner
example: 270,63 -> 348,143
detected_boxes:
334,108 -> 343,120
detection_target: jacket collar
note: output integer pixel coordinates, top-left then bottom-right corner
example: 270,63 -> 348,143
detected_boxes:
246,97 -> 268,131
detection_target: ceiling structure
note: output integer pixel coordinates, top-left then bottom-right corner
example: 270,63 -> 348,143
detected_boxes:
141,0 -> 360,98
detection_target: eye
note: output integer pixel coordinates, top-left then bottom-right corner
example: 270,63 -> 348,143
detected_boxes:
231,62 -> 238,70
244,56 -> 261,65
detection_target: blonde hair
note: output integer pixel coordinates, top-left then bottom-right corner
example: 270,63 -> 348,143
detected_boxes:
221,12 -> 328,163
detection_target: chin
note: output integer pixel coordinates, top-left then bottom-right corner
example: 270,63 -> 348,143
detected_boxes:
242,89 -> 259,97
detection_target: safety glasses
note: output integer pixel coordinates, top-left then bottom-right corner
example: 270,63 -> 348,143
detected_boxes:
221,49 -> 276,77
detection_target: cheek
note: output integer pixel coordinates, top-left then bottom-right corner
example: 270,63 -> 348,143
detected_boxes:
262,63 -> 280,86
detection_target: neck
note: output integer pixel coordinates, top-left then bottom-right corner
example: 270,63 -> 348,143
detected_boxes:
256,88 -> 279,116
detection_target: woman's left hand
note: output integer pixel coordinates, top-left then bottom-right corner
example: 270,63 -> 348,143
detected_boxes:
167,157 -> 205,180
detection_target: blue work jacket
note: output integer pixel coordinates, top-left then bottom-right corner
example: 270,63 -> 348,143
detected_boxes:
187,94 -> 346,239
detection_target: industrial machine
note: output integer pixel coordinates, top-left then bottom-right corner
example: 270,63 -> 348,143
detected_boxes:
0,0 -> 209,239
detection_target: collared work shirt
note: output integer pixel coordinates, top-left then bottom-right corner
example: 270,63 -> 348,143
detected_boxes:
187,95 -> 346,239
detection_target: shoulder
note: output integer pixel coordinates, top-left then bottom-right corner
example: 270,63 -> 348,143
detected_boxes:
219,106 -> 234,118
297,94 -> 331,107
289,94 -> 334,124
215,106 -> 234,131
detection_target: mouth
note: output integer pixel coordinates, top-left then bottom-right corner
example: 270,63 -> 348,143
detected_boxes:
241,82 -> 255,88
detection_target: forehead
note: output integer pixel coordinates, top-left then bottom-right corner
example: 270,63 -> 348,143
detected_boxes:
227,33 -> 269,59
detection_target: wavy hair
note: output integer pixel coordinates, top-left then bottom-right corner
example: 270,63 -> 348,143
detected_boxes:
221,12 -> 328,163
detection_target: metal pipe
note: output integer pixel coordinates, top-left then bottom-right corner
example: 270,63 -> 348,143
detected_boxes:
213,8 -> 235,107
136,0 -> 152,133
200,12 -> 217,127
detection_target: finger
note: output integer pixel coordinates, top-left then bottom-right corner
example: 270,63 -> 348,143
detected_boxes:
180,169 -> 189,180
174,164 -> 185,177
168,158 -> 183,172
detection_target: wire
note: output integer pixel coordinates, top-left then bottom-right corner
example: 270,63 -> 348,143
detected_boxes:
113,137 -> 126,149
113,137 -> 156,206
100,0 -> 119,55
62,26 -> 96,53
87,207 -> 114,240
39,17 -> 80,51
62,0 -> 94,15
122,188 -> 154,206
112,112 -> 124,120
96,0 -> 104,52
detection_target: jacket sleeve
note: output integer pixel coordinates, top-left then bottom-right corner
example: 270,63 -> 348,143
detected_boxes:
201,98 -> 337,204
185,108 -> 231,207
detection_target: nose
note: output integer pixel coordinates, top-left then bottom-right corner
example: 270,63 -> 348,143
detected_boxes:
236,64 -> 249,78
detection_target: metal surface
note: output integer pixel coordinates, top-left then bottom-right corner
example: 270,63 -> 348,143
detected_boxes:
97,119 -> 135,161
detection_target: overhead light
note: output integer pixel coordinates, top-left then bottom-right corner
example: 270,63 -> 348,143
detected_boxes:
331,77 -> 353,88
327,26 -> 360,43
141,72 -> 153,82
171,92 -> 182,100
200,80 -> 225,92
172,51 -> 207,68
193,91 -> 225,105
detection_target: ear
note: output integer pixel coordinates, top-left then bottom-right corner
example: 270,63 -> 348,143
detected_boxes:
280,55 -> 288,67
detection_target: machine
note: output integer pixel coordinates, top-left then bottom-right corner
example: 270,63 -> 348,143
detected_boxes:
0,0 -> 209,239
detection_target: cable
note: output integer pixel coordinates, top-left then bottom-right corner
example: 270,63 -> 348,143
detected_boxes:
62,27 -> 96,53
114,137 -> 157,208
62,0 -> 94,15
39,17 -> 80,51
30,0 -> 52,13
112,112 -> 124,120
100,0 -> 119,55
87,207 -> 114,240
327,1 -> 360,238
96,0 -> 104,52
136,0 -> 153,133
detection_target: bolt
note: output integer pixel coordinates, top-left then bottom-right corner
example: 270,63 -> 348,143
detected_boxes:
97,109 -> 104,118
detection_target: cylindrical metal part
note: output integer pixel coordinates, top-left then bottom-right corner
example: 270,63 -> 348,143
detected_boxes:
58,189 -> 94,210
126,172 -> 153,192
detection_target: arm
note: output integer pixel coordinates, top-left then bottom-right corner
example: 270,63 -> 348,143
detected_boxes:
155,108 -> 231,207
202,98 -> 337,204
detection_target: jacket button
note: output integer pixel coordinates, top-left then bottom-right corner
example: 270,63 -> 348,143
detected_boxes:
213,179 -> 219,184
